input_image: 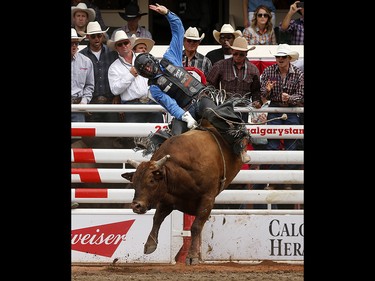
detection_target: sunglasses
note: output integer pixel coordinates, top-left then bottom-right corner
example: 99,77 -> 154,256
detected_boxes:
220,34 -> 234,40
71,41 -> 80,46
116,41 -> 130,47
257,13 -> 270,18
89,34 -> 103,39
275,55 -> 288,59
232,52 -> 246,57
186,39 -> 200,44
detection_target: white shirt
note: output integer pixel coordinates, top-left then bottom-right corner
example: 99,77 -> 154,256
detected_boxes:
108,53 -> 149,102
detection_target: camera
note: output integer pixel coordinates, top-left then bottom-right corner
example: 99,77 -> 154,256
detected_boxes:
296,2 -> 304,8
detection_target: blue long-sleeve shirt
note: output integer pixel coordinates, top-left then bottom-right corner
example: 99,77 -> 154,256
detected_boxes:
149,11 -> 186,120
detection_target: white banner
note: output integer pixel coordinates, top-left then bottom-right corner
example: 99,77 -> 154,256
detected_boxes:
201,214 -> 304,261
71,210 -> 183,263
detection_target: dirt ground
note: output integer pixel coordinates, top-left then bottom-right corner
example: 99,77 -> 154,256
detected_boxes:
71,260 -> 304,281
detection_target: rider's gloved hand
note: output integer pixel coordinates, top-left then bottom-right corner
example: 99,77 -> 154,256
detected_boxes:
181,111 -> 198,130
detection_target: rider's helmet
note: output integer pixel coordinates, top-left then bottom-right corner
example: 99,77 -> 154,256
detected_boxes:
134,53 -> 160,79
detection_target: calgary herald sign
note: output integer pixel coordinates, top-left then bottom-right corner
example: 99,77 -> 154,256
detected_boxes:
201,214 -> 304,261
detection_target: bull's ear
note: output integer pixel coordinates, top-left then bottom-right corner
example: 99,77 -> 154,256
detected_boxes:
121,172 -> 134,182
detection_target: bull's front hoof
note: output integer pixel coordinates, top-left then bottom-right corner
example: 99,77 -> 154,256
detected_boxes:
185,257 -> 199,265
144,243 -> 157,254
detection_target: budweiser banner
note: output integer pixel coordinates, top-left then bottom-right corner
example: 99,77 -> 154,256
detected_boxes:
71,210 -> 182,263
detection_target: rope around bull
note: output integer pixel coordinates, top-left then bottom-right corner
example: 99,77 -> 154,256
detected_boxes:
199,126 -> 227,193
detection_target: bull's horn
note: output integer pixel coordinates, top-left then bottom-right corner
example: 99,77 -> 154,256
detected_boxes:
127,159 -> 141,168
154,154 -> 170,169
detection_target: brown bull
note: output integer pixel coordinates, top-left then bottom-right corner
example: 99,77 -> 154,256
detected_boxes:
121,120 -> 244,265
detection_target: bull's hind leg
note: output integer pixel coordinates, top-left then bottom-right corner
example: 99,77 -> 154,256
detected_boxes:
144,206 -> 173,254
186,208 -> 212,265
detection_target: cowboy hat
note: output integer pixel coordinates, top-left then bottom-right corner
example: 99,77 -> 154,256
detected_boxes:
71,2 -> 96,23
184,27 -> 205,41
230,37 -> 256,52
71,28 -> 84,42
83,21 -> 109,35
107,30 -> 135,50
213,24 -> 242,44
119,2 -> 148,21
132,36 -> 155,52
273,44 -> 299,62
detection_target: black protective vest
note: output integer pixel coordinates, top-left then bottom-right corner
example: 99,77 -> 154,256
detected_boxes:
149,58 -> 206,108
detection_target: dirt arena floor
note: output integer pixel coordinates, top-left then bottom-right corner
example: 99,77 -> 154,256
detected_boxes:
72,260 -> 304,281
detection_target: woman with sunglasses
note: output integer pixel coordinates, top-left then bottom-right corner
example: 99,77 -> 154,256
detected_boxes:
243,5 -> 277,45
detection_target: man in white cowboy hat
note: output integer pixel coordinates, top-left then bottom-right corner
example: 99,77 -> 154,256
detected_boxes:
80,21 -> 120,122
107,30 -> 164,124
260,43 -> 304,193
71,0 -> 107,31
182,27 -> 212,76
112,1 -> 152,40
71,28 -> 94,122
132,36 -> 155,54
133,4 -> 251,163
206,24 -> 243,66
71,2 -> 96,45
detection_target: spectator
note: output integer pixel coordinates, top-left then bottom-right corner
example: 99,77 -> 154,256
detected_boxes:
112,1 -> 152,40
279,1 -> 304,45
71,28 -> 94,122
132,36 -> 155,55
71,2 -> 96,45
80,21 -> 120,122
71,0 -> 107,31
134,4 -> 251,163
107,31 -> 164,124
205,24 -> 242,66
292,57 -> 304,73
243,0 -> 276,28
243,5 -> 277,45
206,36 -> 262,123
260,43 -> 304,192
182,27 -> 212,76
206,36 -> 262,209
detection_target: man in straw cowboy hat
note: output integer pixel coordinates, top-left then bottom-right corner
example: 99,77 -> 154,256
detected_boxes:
71,2 -> 96,44
112,1 -> 152,40
80,21 -> 120,122
71,0 -> 107,31
206,24 -> 243,65
71,28 -> 94,122
182,27 -> 212,76
132,36 -> 155,55
260,43 -> 304,192
206,36 -> 262,123
133,4 -> 251,163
